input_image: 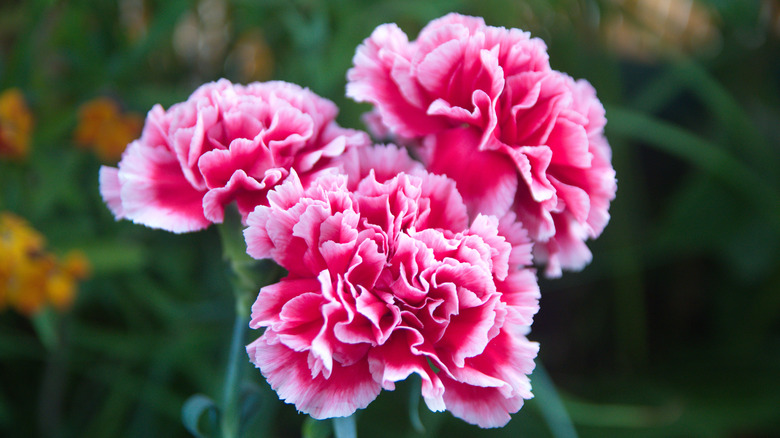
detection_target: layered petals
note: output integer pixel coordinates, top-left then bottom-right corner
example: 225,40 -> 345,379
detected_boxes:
100,79 -> 368,232
100,140 -> 209,233
247,333 -> 381,419
347,13 -> 616,275
245,153 -> 539,427
439,331 -> 539,428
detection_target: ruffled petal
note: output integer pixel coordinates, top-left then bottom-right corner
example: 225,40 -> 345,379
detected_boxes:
202,168 -> 287,223
247,334 -> 381,419
245,151 -> 541,427
346,24 -> 448,137
346,14 -> 615,275
440,331 -> 538,428
250,278 -> 323,329
102,80 -> 365,233
368,328 -> 447,412
115,141 -> 209,233
99,166 -> 125,219
425,127 -> 517,217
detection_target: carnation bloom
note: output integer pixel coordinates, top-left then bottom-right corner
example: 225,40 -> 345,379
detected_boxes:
347,13 -> 617,276
100,79 -> 369,233
244,146 -> 539,427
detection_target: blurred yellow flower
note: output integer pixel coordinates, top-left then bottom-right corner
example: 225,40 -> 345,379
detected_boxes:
74,97 -> 143,162
0,88 -> 33,160
0,213 -> 90,316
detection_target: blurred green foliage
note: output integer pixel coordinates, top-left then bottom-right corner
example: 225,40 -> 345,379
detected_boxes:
1,0 -> 778,437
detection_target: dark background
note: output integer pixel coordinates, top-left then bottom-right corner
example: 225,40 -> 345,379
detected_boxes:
1,0 -> 778,437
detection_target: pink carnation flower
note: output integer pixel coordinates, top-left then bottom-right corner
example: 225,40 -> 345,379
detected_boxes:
347,13 -> 617,276
100,79 -> 369,233
244,146 -> 539,427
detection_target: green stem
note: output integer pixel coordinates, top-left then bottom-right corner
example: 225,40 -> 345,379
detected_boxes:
36,308 -> 67,438
215,206 -> 284,438
332,415 -> 357,438
220,310 -> 248,438
216,207 -> 256,438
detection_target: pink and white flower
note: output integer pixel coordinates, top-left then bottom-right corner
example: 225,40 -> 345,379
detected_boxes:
244,147 -> 539,427
347,13 -> 617,276
100,79 -> 368,233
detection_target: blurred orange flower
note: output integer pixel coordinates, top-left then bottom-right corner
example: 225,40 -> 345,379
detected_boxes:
74,97 -> 143,162
0,213 -> 90,316
0,88 -> 33,160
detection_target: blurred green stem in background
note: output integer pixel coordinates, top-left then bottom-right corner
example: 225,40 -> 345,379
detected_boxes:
34,308 -> 67,438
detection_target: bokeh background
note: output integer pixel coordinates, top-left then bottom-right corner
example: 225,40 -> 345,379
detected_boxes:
1,0 -> 779,437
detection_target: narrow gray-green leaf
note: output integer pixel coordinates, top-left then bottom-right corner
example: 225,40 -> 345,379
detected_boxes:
182,394 -> 219,438
407,376 -> 425,433
606,105 -> 780,230
532,363 -> 578,438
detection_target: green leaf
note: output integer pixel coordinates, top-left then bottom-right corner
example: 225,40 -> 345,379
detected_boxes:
239,382 -> 278,438
606,105 -> 780,230
407,375 -> 425,433
182,394 -> 220,438
563,396 -> 682,428
633,59 -> 773,174
531,363 -> 578,438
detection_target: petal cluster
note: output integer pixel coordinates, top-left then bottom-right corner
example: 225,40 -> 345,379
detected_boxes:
244,146 -> 539,427
100,79 -> 369,233
347,13 -> 617,276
